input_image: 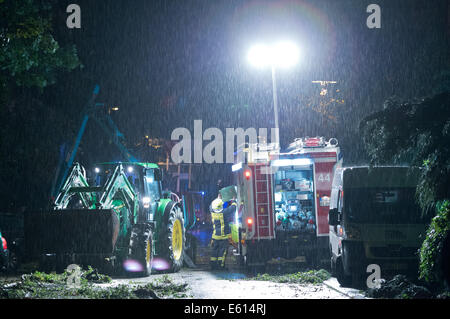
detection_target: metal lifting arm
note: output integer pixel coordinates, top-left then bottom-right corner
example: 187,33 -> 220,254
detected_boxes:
54,164 -> 138,222
54,163 -> 94,209
98,164 -> 138,221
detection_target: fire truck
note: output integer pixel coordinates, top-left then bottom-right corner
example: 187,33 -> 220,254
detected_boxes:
231,137 -> 342,270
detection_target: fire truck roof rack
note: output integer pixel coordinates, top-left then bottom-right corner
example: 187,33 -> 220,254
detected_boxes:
234,142 -> 280,164
235,138 -> 339,164
286,137 -> 338,154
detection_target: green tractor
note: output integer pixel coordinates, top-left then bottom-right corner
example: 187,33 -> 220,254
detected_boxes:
25,161 -> 186,276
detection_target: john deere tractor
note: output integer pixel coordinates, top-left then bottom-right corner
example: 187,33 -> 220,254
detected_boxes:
25,162 -> 186,276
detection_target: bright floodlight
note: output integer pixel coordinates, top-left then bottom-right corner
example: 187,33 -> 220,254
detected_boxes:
248,44 -> 271,68
272,41 -> 300,68
248,41 -> 300,69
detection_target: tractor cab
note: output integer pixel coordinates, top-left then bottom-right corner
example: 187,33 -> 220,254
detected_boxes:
90,162 -> 163,222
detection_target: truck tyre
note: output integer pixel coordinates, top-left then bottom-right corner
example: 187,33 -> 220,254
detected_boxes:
336,257 -> 352,287
159,204 -> 185,273
330,255 -> 337,276
241,247 -> 266,275
128,224 -> 153,277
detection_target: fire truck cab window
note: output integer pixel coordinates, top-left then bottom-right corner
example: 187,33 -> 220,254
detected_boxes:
274,165 -> 316,232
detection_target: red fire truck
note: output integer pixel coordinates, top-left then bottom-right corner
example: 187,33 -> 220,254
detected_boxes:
231,137 -> 342,269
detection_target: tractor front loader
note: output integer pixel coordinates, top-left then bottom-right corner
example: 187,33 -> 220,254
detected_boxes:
25,162 -> 185,276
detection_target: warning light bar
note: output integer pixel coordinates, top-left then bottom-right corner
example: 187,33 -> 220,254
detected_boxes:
305,137 -> 322,147
271,158 -> 312,167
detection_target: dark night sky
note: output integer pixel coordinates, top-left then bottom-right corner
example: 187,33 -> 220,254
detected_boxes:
44,0 -> 448,169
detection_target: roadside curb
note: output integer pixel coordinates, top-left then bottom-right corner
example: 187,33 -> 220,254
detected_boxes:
322,278 -> 367,299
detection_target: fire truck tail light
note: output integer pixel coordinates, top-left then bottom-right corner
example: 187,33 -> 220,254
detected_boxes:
244,170 -> 251,180
246,217 -> 253,232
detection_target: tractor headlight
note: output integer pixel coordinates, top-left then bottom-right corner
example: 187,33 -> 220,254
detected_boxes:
142,196 -> 151,208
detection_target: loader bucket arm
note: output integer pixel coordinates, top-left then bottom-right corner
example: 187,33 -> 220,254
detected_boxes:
26,163 -> 140,260
98,164 -> 139,224
54,163 -> 95,209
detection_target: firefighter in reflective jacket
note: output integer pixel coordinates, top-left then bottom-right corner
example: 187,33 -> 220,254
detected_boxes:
209,197 -> 236,270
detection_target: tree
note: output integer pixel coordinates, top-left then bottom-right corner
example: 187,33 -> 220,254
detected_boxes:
360,91 -> 450,212
0,0 -> 81,210
0,0 -> 80,91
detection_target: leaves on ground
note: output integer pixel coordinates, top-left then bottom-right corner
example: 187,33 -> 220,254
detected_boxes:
0,270 -> 190,299
365,274 -> 448,299
248,269 -> 331,285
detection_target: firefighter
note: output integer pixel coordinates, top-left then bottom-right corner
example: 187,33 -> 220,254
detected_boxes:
209,193 -> 236,270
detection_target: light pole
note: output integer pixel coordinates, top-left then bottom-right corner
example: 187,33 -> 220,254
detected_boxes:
247,41 -> 300,149
271,65 -> 279,148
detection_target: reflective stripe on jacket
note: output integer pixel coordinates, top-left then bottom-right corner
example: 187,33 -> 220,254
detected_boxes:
211,202 -> 236,240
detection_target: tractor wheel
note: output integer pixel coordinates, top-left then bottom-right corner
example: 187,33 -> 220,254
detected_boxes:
159,204 -> 185,273
128,224 -> 153,277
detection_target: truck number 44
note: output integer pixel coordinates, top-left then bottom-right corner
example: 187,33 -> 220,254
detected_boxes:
318,173 -> 331,183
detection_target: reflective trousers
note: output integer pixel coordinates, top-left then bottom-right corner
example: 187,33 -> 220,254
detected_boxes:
210,238 -> 229,269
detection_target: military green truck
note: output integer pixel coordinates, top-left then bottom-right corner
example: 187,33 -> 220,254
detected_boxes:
328,166 -> 430,286
25,162 -> 186,276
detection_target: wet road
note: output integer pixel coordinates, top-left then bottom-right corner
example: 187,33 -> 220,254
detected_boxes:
108,268 -> 366,299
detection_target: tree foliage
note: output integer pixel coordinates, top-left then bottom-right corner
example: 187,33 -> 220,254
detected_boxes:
419,200 -> 450,284
360,91 -> 450,211
0,0 -> 81,210
0,0 -> 80,89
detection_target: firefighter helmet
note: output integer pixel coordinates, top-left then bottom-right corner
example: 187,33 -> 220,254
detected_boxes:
211,198 -> 224,213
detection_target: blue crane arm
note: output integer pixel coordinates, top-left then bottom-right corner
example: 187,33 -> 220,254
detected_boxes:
51,84 -> 138,199
51,85 -> 99,198
91,107 -> 139,163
